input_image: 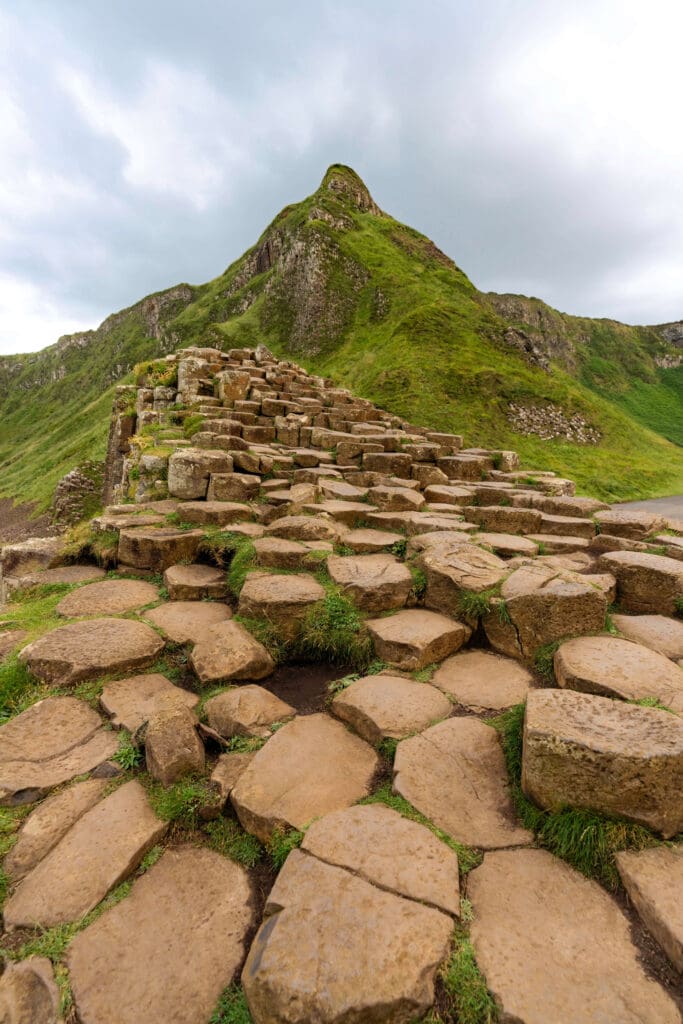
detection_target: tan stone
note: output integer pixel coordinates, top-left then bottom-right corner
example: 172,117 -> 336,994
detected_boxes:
598,550 -> 683,615
303,499 -> 375,525
473,532 -> 539,558
362,451 -> 413,476
525,533 -> 590,553
468,848 -> 680,1024
190,620 -> 275,684
237,572 -> 325,639
143,600 -> 231,643
205,685 -> 295,738
209,752 -> 255,807
68,846 -> 254,1024
100,673 -> 199,731
616,846 -> 683,972
595,508 -> 666,540
117,527 -> 204,571
367,485 -> 426,512
301,804 -> 460,915
554,635 -> 683,710
163,562 -> 227,600
0,957 -> 60,1024
253,536 -> 312,569
0,630 -> 28,660
167,447 -> 234,499
366,609 -> 471,669
177,500 -> 252,527
0,537 -> 62,577
4,780 -> 167,928
19,617 -> 165,685
145,705 -> 204,785
327,553 -> 412,612
12,564 -> 105,591
432,650 -> 533,711
55,578 -> 159,618
613,613 -> 683,661
514,493 -> 609,517
539,513 -> 596,538
394,718 -> 532,848
463,505 -> 543,534
265,514 -> 342,542
231,713 -> 379,842
341,527 -> 404,552
207,471 -> 260,502
242,850 -> 453,1024
423,484 -> 474,505
319,478 -> 369,500
420,542 -> 509,617
522,689 -> 683,837
332,674 -> 451,744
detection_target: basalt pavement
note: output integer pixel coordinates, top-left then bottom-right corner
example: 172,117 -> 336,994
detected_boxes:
0,345 -> 682,1024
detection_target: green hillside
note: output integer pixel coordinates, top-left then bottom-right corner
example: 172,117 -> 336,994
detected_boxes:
1,164 -> 681,512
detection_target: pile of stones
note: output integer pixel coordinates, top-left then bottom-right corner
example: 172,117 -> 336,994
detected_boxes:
0,344 -> 682,1024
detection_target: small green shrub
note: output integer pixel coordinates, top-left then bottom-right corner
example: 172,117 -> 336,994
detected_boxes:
293,589 -> 373,670
183,413 -> 205,439
674,596 -> 683,618
390,538 -> 408,558
409,566 -> 427,601
112,732 -> 142,770
378,737 -> 399,761
458,588 -> 496,620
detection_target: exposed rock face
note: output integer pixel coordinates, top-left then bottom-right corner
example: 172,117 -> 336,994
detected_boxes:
143,600 -> 231,643
205,686 -> 295,739
616,846 -> 683,972
598,550 -> 683,615
145,706 -> 205,786
366,609 -> 471,669
237,572 -> 325,639
331,674 -> 451,744
432,649 -> 533,711
190,620 -> 275,684
612,613 -> 683,661
55,578 -> 159,617
100,673 -> 199,731
51,459 -> 104,526
327,553 -> 413,611
0,957 -> 61,1024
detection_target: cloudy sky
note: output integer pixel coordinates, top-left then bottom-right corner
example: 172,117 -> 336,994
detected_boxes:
1,0 -> 682,354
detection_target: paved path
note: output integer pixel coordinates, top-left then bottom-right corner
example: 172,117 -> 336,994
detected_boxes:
613,494 -> 683,526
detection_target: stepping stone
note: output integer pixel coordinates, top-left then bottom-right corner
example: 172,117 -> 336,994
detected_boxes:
539,513 -> 596,538
265,514 -> 342,542
341,528 -> 404,553
167,447 -> 234,499
163,563 -> 227,600
11,564 -> 105,590
253,536 -> 314,569
432,650 -> 533,711
242,850 -> 453,1024
56,578 -> 159,617
301,804 -> 460,915
209,751 -> 255,807
483,563 -> 609,660
554,635 -> 683,711
473,532 -> 539,557
468,848 -> 679,1024
394,718 -> 532,848
613,613 -> 683,661
526,533 -> 590,553
463,505 -> 543,535
4,778 -> 108,881
143,600 -> 231,643
0,629 -> 27,659
237,572 -> 325,639
231,713 -> 379,842
303,499 -> 376,525
332,674 -> 451,744
598,550 -> 683,615
207,472 -> 260,502
594,508 -> 666,540
205,685 -> 295,738
616,846 -> 683,972
327,553 -> 412,612
19,617 -> 165,685
515,493 -> 609,517
366,609 -> 471,669
420,543 -> 508,618
190,620 -> 275,684
117,527 -> 204,571
3,780 -> 167,928
319,478 -> 369,500
100,673 -> 199,731
0,956 -> 60,1024
91,513 -> 166,533
176,500 -> 252,527
0,697 -> 118,806
145,705 -> 204,785
367,485 -> 425,511
68,847 -> 253,1024
423,484 -> 474,505
522,689 -> 683,837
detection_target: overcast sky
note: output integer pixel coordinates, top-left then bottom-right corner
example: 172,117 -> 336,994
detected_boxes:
1,0 -> 682,355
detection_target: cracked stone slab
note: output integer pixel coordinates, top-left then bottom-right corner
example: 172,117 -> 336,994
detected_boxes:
616,845 -> 683,972
100,673 -> 199,731
327,553 -> 413,612
331,674 -> 451,744
55,578 -> 159,617
431,649 -> 533,711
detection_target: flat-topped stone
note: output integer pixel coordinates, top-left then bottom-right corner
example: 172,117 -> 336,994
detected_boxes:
554,635 -> 683,710
231,713 -> 379,842
56,578 -> 159,617
145,705 -> 205,785
190,620 -> 275,684
163,562 -> 227,600
394,717 -> 532,849
598,550 -> 683,615
0,957 -> 60,1024
332,674 -> 451,744
238,571 -> 325,639
469,848 -> 680,1024
19,617 -> 165,685
264,514 -> 342,542
522,689 -> 683,837
143,600 -> 231,643
305,499 -> 377,525
514,493 -> 609,517
4,780 -> 167,928
341,527 -> 404,552
252,536 -> 313,569
0,697 -> 118,805
525,533 -> 590,553
176,500 -> 252,527
167,447 -> 234,499
68,846 -> 254,1024
242,850 -> 453,1024
327,553 -> 412,612
463,505 -> 543,535
205,685 -> 295,738
11,564 -> 106,591
100,673 -> 199,731
616,845 -> 683,972
117,527 -> 204,571
613,613 -> 683,661
473,532 -> 539,558
432,649 -> 533,711
420,543 -> 509,618
367,485 -> 426,512
423,484 -> 474,505
594,508 -> 666,540
366,609 -> 471,669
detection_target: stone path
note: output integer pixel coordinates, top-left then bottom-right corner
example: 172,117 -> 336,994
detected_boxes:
1,342 -> 681,1023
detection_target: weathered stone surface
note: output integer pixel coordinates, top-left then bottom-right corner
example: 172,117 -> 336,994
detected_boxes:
301,804 -> 460,915
0,956 -> 60,1024
327,553 -> 413,612
463,505 -> 543,535
420,543 -> 508,618
616,845 -> 683,972
469,848 -> 680,1024
177,500 -> 252,527
0,538 -> 62,577
207,471 -> 260,502
144,600 -> 231,643
231,713 -> 379,842
167,447 -> 234,499
11,564 -> 105,591
394,718 -> 532,848
242,850 -> 453,1024
341,527 -> 404,552
598,550 -> 683,615
525,532 -> 590,554
265,514 -> 342,542
19,617 -> 165,685
145,705 -> 205,785
594,508 -> 666,540
4,780 -> 167,927
100,673 -> 199,731
190,620 -> 275,684
117,527 -> 204,571
0,630 -> 28,660
253,536 -> 312,569
56,578 -> 159,617
514,493 -> 609,517
0,697 -> 118,805
209,752 -> 255,807
163,562 -> 227,600
432,650 -> 533,711
367,485 -> 426,512
522,689 -> 683,837
68,846 -> 254,1024
538,512 -> 596,538
332,674 -> 451,744
205,685 -> 295,738
237,572 -> 325,639
366,609 -> 471,669
423,484 -> 474,505
554,635 -> 683,710
613,613 -> 683,661
473,532 -> 539,558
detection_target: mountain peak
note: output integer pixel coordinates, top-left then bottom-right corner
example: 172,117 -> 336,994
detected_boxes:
318,164 -> 380,214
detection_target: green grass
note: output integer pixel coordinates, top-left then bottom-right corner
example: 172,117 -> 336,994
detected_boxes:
426,932 -> 499,1024
112,731 -> 143,770
533,641 -> 561,682
204,818 -> 263,868
145,777 -> 212,830
457,587 -> 502,621
266,827 -> 305,869
210,984 -> 253,1024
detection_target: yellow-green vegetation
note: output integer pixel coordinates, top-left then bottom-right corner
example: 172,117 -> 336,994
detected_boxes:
210,984 -> 254,1024
426,930 -> 499,1024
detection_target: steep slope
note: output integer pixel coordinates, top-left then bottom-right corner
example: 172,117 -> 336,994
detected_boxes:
0,164 -> 681,511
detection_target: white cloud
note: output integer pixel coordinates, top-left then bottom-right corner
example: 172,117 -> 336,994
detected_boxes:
0,273 -> 97,354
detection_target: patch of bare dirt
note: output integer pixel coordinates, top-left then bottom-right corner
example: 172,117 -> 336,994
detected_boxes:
0,499 -> 58,545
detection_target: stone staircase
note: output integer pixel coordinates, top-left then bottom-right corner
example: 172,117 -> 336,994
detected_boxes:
0,344 -> 682,1023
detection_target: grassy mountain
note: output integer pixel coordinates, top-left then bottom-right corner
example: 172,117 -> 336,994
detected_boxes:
1,165 -> 681,511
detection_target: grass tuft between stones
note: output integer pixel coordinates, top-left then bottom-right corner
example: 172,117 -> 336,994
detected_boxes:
209,983 -> 253,1024
425,928 -> 499,1024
